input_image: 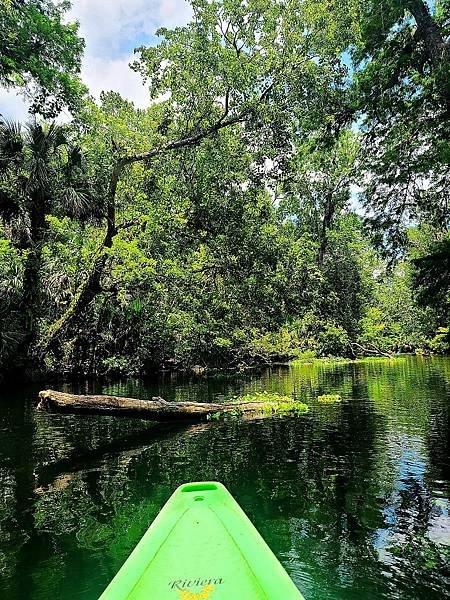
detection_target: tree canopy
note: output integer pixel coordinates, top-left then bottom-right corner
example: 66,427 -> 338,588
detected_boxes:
0,0 -> 86,116
0,0 -> 449,377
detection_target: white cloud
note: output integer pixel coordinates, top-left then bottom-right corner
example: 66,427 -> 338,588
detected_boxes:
68,0 -> 192,57
68,0 -> 192,106
158,0 -> 192,26
349,183 -> 365,216
0,88 -> 30,121
81,53 -> 149,107
0,1 -> 192,117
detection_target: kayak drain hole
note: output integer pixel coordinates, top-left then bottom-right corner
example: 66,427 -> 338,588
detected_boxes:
194,496 -> 204,502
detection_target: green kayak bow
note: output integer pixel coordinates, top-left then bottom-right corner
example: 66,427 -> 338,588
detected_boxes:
99,481 -> 304,599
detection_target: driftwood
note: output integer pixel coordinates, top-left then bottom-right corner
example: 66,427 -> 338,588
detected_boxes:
350,341 -> 393,359
37,390 -> 279,422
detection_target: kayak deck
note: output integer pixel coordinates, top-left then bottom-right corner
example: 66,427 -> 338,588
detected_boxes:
99,481 -> 303,599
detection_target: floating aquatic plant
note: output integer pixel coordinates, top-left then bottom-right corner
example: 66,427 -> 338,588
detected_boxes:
208,391 -> 308,420
317,394 -> 342,403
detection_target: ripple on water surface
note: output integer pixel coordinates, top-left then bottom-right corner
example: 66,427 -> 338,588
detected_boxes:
0,355 -> 449,599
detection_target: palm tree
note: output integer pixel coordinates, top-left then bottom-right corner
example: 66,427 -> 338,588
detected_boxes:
0,117 -> 95,365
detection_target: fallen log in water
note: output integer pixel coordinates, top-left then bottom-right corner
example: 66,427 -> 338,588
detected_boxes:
36,389 -> 303,422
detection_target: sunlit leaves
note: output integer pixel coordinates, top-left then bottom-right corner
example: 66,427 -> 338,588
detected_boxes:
0,0 -> 86,116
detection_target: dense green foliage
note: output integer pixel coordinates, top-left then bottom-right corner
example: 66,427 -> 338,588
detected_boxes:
0,0 -> 449,378
0,0 -> 86,116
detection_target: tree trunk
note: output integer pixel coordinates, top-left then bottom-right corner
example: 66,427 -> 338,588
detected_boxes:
20,189 -> 48,357
317,192 -> 334,267
36,160 -> 123,357
407,0 -> 447,67
38,101 -> 256,358
37,238 -> 109,357
37,390 -> 285,421
350,341 -> 392,358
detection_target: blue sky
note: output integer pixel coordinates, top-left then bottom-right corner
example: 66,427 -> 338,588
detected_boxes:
0,0 -> 192,120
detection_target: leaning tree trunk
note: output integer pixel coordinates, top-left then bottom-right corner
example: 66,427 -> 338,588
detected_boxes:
407,0 -> 448,68
37,244 -> 109,357
37,390 -> 286,421
37,97 -> 262,358
36,160 -> 123,358
407,0 -> 449,107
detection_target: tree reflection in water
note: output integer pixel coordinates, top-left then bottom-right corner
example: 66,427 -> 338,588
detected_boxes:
0,356 -> 449,599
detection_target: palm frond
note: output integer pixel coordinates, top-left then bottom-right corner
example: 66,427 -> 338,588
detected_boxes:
0,302 -> 24,362
24,120 -> 68,156
60,186 -> 93,218
0,116 -> 23,169
0,188 -> 21,221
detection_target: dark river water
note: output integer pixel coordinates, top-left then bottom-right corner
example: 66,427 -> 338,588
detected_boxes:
0,356 -> 449,599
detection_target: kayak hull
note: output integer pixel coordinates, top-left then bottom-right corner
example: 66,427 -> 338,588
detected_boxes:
99,481 -> 304,599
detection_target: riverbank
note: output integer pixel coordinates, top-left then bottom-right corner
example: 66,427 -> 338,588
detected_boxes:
0,350 -> 442,386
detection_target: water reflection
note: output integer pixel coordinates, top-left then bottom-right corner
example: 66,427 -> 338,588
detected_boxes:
0,356 -> 449,599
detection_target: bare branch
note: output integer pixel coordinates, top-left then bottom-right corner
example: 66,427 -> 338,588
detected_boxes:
116,217 -> 145,231
124,78 -> 275,166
